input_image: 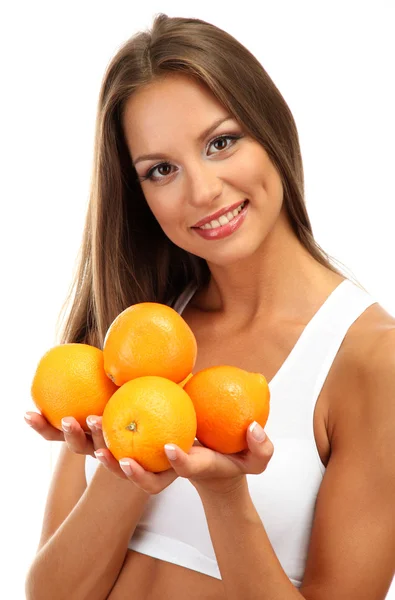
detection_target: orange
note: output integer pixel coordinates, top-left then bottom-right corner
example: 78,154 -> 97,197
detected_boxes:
102,375 -> 197,472
103,302 -> 197,387
31,343 -> 118,431
184,365 -> 270,454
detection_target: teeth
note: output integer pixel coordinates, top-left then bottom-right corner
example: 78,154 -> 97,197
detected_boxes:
199,201 -> 246,230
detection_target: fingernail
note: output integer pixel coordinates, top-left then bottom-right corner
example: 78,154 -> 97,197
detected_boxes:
164,444 -> 177,461
24,413 -> 33,426
94,451 -> 108,466
249,421 -> 266,442
61,419 -> 72,432
119,460 -> 133,477
86,417 -> 99,431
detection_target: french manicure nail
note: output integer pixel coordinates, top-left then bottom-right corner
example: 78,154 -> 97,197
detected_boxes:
120,460 -> 133,477
87,417 -> 99,431
249,421 -> 266,442
61,419 -> 72,432
164,444 -> 177,461
94,451 -> 108,466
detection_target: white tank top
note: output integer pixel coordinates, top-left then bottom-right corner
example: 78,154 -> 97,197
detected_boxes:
85,279 -> 378,588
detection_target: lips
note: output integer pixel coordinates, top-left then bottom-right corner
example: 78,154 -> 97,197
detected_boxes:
191,200 -> 248,228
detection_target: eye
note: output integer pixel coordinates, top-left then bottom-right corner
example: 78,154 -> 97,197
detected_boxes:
139,134 -> 242,183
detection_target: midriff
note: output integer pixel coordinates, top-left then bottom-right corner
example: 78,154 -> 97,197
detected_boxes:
108,551 -> 226,599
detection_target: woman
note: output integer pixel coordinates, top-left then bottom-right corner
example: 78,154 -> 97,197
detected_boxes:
25,13 -> 395,600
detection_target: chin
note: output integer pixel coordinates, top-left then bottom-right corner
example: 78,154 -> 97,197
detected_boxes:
194,238 -> 259,267
164,224 -> 260,266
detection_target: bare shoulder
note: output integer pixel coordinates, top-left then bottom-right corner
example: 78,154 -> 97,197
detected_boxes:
326,300 -> 395,438
356,301 -> 395,376
345,299 -> 395,353
322,297 -> 391,383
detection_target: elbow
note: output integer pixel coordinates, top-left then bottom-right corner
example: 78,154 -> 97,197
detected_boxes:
25,558 -> 112,600
25,563 -> 42,600
25,561 -> 56,600
25,561 -> 79,600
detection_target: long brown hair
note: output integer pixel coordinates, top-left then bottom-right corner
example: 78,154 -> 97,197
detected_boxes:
56,13 -> 364,349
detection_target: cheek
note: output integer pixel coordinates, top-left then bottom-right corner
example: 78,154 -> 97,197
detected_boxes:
230,151 -> 269,196
246,154 -> 283,208
145,196 -> 186,242
144,194 -> 177,224
145,198 -> 197,253
151,204 -> 171,225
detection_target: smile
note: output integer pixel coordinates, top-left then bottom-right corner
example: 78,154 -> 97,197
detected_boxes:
192,201 -> 249,241
196,201 -> 247,230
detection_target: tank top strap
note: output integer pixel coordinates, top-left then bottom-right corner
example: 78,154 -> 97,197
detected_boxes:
171,282 -> 198,315
308,280 -> 377,407
267,279 -> 378,440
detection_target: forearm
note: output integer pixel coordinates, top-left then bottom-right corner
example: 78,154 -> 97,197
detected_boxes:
26,464 -> 149,600
197,478 -> 304,600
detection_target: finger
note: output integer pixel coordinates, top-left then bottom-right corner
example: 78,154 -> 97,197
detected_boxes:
163,443 -> 220,479
245,422 -> 274,473
118,457 -> 178,494
173,443 -> 246,480
93,448 -> 129,479
61,417 -> 93,456
86,416 -> 107,452
24,411 -> 64,441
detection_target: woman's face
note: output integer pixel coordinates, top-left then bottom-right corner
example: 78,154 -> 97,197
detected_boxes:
122,74 -> 285,266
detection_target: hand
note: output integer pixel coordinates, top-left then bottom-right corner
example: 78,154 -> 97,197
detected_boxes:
25,411 -> 179,485
117,421 -> 274,496
24,411 -> 124,473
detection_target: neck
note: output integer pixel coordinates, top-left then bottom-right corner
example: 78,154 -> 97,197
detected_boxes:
192,215 -> 344,328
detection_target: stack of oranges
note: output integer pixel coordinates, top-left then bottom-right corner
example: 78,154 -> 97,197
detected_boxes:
31,301 -> 270,472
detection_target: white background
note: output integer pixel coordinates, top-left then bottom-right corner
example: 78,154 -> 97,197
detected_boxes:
1,1 -> 394,597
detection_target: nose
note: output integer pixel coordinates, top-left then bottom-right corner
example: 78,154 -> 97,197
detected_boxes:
185,160 -> 223,209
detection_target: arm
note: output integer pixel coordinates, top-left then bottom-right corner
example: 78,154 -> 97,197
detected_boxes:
25,444 -> 149,600
196,329 -> 395,600
198,478 -> 303,599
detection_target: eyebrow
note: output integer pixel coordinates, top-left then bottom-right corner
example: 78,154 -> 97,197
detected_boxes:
132,115 -> 235,166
